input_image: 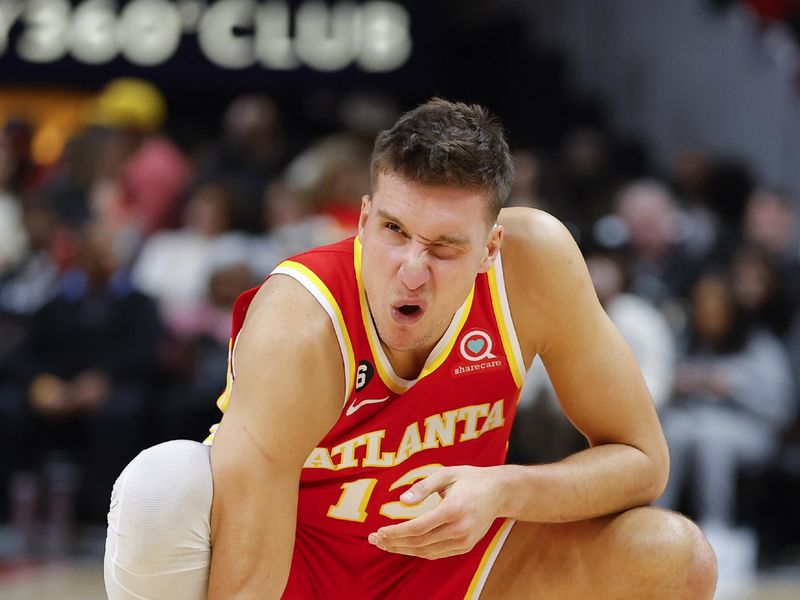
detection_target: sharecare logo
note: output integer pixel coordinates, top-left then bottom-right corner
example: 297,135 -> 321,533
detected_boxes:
452,360 -> 503,377
454,329 -> 502,378
459,330 -> 496,362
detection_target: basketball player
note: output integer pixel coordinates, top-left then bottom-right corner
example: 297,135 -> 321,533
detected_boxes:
104,99 -> 716,599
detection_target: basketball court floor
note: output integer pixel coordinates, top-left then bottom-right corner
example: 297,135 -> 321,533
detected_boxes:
0,558 -> 798,599
0,519 -> 798,600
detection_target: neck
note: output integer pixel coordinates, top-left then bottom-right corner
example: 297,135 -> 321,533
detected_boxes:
381,342 -> 436,380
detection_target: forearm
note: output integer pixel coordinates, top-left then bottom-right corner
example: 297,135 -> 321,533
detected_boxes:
496,443 -> 666,523
208,481 -> 297,599
209,426 -> 300,600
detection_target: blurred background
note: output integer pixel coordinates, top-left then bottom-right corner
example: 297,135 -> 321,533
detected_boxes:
0,0 -> 798,598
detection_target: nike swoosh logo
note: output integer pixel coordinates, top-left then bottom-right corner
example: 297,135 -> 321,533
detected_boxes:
345,396 -> 390,416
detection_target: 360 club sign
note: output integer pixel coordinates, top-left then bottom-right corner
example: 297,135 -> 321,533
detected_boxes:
0,0 -> 412,72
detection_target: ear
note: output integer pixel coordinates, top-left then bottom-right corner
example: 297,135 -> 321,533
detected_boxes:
477,224 -> 503,273
358,195 -> 372,238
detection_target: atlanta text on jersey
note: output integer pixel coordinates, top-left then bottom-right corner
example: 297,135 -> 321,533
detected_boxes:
304,399 -> 506,471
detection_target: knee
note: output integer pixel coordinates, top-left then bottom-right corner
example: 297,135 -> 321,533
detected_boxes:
116,440 -> 212,508
107,440 -> 213,573
621,508 -> 717,599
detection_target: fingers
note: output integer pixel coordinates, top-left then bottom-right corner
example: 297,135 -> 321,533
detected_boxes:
365,465 -> 495,560
371,500 -> 451,541
399,467 -> 453,505
374,521 -> 455,550
369,467 -> 456,542
371,523 -> 473,560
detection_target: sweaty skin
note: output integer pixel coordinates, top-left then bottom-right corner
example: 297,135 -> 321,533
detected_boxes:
208,172 -> 673,598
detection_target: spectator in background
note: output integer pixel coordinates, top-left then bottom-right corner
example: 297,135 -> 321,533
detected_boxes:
335,90 -> 400,142
194,94 -> 284,231
730,245 -> 796,338
0,201 -> 60,419
1,222 -> 161,553
0,152 -> 52,522
0,131 -> 29,276
614,179 -> 705,305
554,128 -> 617,241
283,133 -> 372,234
157,257 -> 256,442
669,148 -> 719,261
2,120 -> 42,195
741,187 -> 800,301
88,78 -> 190,242
249,178 -> 340,277
45,78 -> 189,240
43,124 -> 105,227
698,159 -> 754,261
658,273 -> 795,528
505,149 -> 549,210
132,179 -> 251,333
0,201 -> 59,320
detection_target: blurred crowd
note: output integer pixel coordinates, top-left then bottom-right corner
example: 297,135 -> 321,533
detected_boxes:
0,79 -> 798,567
510,135 -> 800,566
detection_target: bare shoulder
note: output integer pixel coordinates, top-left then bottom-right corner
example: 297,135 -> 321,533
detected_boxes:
213,272 -> 344,474
242,272 -> 340,353
497,207 -> 579,270
234,271 -> 344,418
496,207 -> 598,362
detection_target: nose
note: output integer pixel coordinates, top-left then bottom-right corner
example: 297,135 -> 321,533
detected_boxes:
398,244 -> 430,290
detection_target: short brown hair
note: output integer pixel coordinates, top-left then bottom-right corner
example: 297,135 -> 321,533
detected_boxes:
371,98 -> 513,221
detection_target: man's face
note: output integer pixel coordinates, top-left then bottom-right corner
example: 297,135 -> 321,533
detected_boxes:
358,171 -> 502,356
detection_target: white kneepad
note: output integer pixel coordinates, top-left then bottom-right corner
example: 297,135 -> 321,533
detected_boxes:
105,440 -> 213,599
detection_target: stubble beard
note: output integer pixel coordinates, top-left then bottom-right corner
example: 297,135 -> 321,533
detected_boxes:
373,308 -> 451,354
364,281 -> 450,354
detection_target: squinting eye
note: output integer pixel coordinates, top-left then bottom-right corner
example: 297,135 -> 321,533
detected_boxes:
385,222 -> 402,233
431,245 -> 460,260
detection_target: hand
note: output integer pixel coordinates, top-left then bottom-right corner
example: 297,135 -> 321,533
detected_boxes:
368,465 -> 503,560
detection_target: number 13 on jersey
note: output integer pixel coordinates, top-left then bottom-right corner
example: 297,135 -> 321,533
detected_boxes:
327,464 -> 443,522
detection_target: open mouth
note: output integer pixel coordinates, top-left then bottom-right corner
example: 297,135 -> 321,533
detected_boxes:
391,302 -> 425,324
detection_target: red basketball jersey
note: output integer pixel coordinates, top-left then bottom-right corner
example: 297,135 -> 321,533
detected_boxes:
208,236 -> 527,599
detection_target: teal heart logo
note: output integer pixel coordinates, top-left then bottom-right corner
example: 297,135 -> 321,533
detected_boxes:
467,338 -> 485,354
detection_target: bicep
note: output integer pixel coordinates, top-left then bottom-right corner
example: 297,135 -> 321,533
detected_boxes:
541,303 -> 657,449
506,211 -> 665,454
214,274 -> 343,472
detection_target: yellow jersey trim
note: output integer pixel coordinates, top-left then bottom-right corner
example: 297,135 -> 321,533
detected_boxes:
274,260 -> 357,405
217,337 -> 234,413
464,519 -> 516,599
487,252 -> 526,389
204,260 -> 357,444
203,338 -> 235,445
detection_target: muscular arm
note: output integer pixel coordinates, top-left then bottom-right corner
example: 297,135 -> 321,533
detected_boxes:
369,208 -> 670,558
496,207 -> 669,522
208,275 -> 342,598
